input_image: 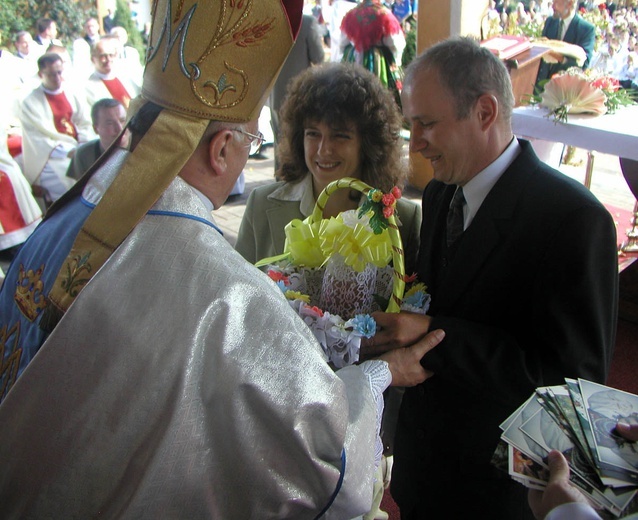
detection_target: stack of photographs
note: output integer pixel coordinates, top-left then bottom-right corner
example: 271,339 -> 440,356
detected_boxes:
493,379 -> 638,518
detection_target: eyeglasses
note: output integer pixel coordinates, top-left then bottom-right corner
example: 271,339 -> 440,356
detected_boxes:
234,129 -> 265,155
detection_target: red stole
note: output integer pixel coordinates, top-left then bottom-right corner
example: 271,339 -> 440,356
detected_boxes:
44,92 -> 78,140
101,77 -> 131,108
0,171 -> 27,232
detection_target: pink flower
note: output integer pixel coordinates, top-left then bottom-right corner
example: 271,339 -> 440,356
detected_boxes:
303,304 -> 324,318
391,186 -> 402,200
382,205 -> 394,218
591,76 -> 620,92
381,193 -> 396,208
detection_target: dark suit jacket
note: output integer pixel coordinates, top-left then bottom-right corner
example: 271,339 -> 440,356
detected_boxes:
536,14 -> 596,83
391,140 -> 618,517
66,139 -> 102,181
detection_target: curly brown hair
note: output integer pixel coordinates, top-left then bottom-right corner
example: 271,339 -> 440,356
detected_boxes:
276,63 -> 407,192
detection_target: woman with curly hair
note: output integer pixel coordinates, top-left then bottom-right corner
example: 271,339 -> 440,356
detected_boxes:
235,62 -> 421,273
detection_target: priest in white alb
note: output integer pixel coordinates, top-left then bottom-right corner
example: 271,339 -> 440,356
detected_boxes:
19,52 -> 93,203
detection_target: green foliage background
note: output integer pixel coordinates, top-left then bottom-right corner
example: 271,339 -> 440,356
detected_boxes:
113,0 -> 145,63
0,0 -> 95,49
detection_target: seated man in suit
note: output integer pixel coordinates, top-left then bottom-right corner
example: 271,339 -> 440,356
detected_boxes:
67,98 -> 129,180
367,36 -> 618,519
535,0 -> 596,84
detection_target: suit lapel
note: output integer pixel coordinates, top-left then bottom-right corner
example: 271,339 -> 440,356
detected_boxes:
435,141 -> 539,310
550,17 -> 560,39
563,16 -> 576,42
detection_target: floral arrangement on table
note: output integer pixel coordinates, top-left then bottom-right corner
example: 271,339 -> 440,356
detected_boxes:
257,178 -> 431,368
527,67 -> 636,124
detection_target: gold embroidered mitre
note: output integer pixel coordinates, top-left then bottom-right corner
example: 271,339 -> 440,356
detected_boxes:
143,0 -> 303,122
41,0 -> 303,330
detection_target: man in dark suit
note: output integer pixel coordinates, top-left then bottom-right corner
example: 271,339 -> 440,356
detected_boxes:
33,18 -> 61,54
536,0 -> 596,84
66,98 -> 128,180
367,36 -> 618,518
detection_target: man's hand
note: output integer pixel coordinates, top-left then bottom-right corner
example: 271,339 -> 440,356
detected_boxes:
615,421 -> 638,442
362,311 -> 432,358
379,329 -> 444,387
528,450 -> 592,520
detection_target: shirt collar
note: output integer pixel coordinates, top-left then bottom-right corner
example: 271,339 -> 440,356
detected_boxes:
42,85 -> 64,95
461,136 -> 520,229
267,173 -> 317,216
94,70 -> 116,80
561,13 -> 576,38
188,185 -> 215,213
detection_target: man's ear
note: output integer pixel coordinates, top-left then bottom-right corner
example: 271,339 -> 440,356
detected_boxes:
476,94 -> 499,131
208,129 -> 234,178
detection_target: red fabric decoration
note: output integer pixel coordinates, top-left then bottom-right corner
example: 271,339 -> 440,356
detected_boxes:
44,92 -> 78,140
6,135 -> 22,158
341,1 -> 402,53
102,78 -> 132,108
0,171 -> 27,232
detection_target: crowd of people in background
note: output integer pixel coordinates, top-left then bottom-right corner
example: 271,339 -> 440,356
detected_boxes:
0,13 -> 143,271
309,1 -> 638,89
481,0 -> 638,88
3,1 -> 638,271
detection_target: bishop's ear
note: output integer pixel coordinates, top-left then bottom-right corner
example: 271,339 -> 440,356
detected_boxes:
207,129 -> 235,177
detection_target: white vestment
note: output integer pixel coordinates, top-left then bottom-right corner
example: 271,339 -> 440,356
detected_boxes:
19,85 -> 93,198
71,38 -> 95,80
84,70 -> 142,108
0,150 -> 387,519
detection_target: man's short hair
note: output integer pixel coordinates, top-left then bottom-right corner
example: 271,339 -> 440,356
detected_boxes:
14,30 -> 30,43
36,17 -> 55,35
91,98 -> 124,126
404,36 -> 514,123
37,52 -> 63,72
91,35 -> 119,57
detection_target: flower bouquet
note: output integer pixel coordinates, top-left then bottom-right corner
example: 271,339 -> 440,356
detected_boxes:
256,177 -> 430,368
527,67 -> 636,124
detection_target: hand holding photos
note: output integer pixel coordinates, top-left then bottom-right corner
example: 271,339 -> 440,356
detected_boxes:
493,379 -> 638,518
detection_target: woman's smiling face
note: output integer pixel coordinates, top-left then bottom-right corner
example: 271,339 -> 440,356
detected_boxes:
303,119 -> 362,191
